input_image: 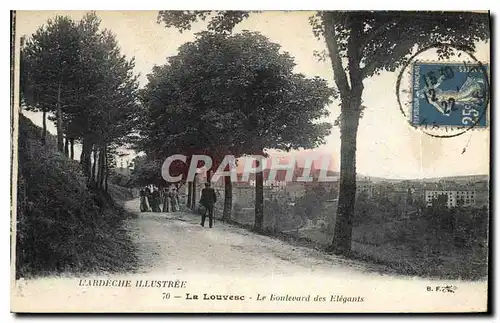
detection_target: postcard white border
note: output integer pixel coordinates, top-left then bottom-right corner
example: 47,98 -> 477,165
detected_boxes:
3,1 -> 498,322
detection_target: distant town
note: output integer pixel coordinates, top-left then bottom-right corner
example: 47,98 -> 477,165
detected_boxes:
116,160 -> 489,212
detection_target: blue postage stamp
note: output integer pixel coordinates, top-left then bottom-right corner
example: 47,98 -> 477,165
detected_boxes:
411,62 -> 489,127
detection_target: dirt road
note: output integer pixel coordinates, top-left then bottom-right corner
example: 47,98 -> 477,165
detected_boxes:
11,199 -> 488,312
123,199 -> 386,278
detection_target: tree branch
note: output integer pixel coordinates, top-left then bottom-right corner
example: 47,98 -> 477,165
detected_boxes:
357,18 -> 401,58
361,37 -> 416,79
322,12 -> 350,96
346,17 -> 364,88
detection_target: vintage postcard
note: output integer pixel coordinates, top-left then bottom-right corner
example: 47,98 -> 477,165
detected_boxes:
10,10 -> 491,313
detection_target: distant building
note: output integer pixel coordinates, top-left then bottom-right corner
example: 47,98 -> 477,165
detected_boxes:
357,180 -> 374,198
425,190 -> 476,208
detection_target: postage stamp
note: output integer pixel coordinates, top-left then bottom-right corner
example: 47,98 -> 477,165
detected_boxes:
411,61 -> 489,128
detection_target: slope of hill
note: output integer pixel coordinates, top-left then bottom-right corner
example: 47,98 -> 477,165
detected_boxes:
15,114 -> 138,278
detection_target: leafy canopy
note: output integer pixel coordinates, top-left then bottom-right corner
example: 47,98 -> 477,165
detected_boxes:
158,11 -> 490,89
21,12 -> 141,147
140,31 -> 334,167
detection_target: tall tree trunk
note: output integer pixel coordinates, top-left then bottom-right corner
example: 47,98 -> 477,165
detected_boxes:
105,157 -> 109,192
91,147 -> 97,186
104,145 -> 108,190
64,137 -> 69,157
101,145 -> 107,190
98,145 -> 106,189
99,144 -> 108,188
254,169 -> 264,232
96,148 -> 101,189
80,142 -> 85,164
80,137 -> 93,178
100,147 -> 105,189
322,14 -> 364,255
69,138 -> 74,160
191,174 -> 197,210
41,109 -> 47,145
330,87 -> 362,255
80,141 -> 87,174
223,175 -> 232,221
187,181 -> 192,207
104,168 -> 109,192
206,169 -> 212,183
56,80 -> 64,152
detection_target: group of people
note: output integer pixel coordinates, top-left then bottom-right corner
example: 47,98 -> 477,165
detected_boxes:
139,186 -> 180,213
138,183 -> 218,229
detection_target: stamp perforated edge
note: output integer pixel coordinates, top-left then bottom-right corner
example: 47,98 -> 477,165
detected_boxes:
407,59 -> 490,133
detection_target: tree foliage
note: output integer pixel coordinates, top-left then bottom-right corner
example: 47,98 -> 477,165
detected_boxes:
129,155 -> 167,188
20,16 -> 81,146
20,12 -> 141,190
140,30 -> 334,229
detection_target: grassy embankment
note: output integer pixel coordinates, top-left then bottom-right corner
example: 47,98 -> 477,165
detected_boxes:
15,114 -> 138,279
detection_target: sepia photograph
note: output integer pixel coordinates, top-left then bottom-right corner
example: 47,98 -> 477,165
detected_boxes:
10,8 -> 491,313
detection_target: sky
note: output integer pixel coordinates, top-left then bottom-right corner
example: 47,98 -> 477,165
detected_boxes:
15,10 -> 490,179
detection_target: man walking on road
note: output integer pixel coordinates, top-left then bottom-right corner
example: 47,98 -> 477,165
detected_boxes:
200,182 -> 217,228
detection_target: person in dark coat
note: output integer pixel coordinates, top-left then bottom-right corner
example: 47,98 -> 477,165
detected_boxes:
200,183 -> 217,228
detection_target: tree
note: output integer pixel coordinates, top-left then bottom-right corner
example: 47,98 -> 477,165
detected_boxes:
407,188 -> 413,206
352,191 -> 371,225
130,155 -> 167,188
141,30 -> 333,232
74,13 -> 140,190
92,34 -> 140,189
157,10 -> 489,253
135,32 -> 240,215
296,185 -> 329,221
21,12 -> 141,190
138,70 -> 229,211
20,15 -> 82,149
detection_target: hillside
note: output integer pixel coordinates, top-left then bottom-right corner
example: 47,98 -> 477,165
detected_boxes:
357,174 -> 489,183
15,114 -> 138,278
